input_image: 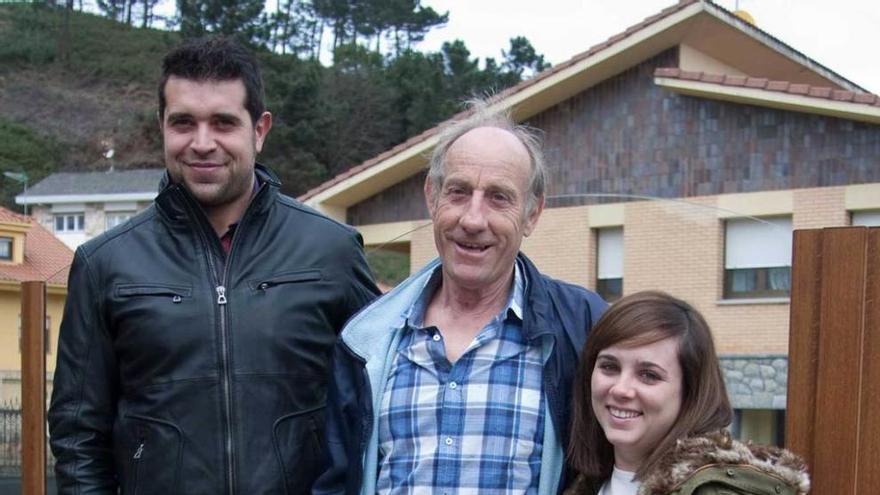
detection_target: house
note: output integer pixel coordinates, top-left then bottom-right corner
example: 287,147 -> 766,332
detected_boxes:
302,0 -> 880,445
15,168 -> 165,250
0,207 -> 73,403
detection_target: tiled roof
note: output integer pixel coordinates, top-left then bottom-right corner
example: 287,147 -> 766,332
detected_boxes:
654,68 -> 880,107
300,0 -> 863,201
20,168 -> 165,198
0,208 -> 29,224
0,207 -> 73,285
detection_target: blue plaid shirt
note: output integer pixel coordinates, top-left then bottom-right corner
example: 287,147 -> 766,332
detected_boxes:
377,262 -> 545,494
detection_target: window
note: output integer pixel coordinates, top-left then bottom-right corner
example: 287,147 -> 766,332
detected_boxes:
852,210 -> 880,227
106,211 -> 135,229
54,213 -> 85,233
596,227 -> 623,302
731,409 -> 786,447
724,217 -> 792,299
0,236 -> 12,261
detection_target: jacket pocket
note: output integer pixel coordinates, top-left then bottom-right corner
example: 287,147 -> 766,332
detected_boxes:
116,283 -> 193,302
121,414 -> 183,495
272,405 -> 326,495
249,269 -> 323,291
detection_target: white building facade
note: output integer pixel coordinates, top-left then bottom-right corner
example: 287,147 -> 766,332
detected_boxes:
16,169 -> 164,250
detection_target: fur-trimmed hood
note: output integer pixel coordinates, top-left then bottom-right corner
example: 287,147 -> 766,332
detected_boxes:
639,431 -> 810,495
564,431 -> 810,495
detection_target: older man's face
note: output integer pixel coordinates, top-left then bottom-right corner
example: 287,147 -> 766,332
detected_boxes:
426,127 -> 543,293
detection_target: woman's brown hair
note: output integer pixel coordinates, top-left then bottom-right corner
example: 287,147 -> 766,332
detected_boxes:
566,290 -> 733,487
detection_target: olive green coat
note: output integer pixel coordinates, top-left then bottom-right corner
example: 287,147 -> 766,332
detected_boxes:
567,431 -> 810,495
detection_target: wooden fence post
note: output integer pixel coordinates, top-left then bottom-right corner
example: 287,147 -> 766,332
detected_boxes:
21,281 -> 47,495
787,226 -> 879,494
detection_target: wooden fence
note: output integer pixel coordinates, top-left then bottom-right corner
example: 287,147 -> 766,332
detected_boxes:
787,226 -> 879,494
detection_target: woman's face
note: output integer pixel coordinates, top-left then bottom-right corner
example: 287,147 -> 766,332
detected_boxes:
590,336 -> 683,471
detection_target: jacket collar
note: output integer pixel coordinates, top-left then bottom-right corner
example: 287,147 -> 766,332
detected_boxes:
341,252 -> 556,363
517,253 -> 556,342
154,163 -> 280,223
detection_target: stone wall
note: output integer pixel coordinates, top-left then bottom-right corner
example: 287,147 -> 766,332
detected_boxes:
721,355 -> 788,409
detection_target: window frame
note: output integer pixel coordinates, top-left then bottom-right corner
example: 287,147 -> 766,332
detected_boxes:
54,213 -> 85,233
105,211 -> 135,230
723,217 -> 792,300
0,236 -> 12,261
595,227 -> 624,302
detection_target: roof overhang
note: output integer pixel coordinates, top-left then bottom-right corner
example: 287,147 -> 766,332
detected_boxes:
0,220 -> 31,233
303,0 -> 867,220
16,192 -> 157,206
0,280 -> 68,293
655,76 -> 880,124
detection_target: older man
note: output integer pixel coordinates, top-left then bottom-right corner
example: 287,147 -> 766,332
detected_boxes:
314,103 -> 607,494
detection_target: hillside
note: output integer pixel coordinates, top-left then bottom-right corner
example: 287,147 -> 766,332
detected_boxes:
0,4 -> 173,209
0,3 -> 546,212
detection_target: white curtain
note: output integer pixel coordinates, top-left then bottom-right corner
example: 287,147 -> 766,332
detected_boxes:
725,217 -> 792,269
597,227 -> 623,279
852,210 -> 880,227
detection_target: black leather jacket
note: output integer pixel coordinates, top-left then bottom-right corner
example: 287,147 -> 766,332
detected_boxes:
48,165 -> 379,495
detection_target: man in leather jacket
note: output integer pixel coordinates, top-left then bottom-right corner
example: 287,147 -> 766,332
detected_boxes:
48,36 -> 380,495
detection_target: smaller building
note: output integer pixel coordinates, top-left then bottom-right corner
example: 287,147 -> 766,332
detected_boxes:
15,168 -> 164,250
0,207 -> 72,403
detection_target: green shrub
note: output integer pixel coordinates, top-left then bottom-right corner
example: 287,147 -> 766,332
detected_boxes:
0,119 -> 61,212
366,248 -> 411,288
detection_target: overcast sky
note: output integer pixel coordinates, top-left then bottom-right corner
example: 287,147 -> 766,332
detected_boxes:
417,0 -> 880,94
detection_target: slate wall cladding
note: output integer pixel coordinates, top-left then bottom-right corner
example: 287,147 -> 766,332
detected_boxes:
347,47 -> 880,225
720,355 -> 788,410
536,48 -> 880,207
347,171 -> 428,225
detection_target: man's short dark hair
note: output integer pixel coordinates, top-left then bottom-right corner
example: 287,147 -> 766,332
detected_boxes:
158,36 -> 266,125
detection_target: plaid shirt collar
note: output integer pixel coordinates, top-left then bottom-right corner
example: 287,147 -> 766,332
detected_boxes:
404,260 -> 526,330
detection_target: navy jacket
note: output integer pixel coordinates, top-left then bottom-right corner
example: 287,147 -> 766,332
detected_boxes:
314,254 -> 607,494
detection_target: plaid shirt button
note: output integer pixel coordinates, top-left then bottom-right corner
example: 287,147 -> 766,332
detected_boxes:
377,263 -> 543,493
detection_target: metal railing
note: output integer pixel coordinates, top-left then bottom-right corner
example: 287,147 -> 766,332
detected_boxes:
0,401 -> 21,477
0,401 -> 54,477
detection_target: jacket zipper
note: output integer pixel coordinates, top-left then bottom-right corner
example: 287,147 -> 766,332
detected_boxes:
212,183 -> 266,494
132,440 -> 144,495
193,227 -> 238,494
178,182 -> 264,495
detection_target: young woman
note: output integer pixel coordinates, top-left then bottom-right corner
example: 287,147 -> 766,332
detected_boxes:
565,291 -> 810,495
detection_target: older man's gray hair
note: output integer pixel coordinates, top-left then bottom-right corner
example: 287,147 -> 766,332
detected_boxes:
427,99 -> 548,216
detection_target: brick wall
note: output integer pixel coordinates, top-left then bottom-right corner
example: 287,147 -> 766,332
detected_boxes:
793,186 -> 847,229
410,219 -> 437,273
521,206 -> 593,287
406,187 -> 862,355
